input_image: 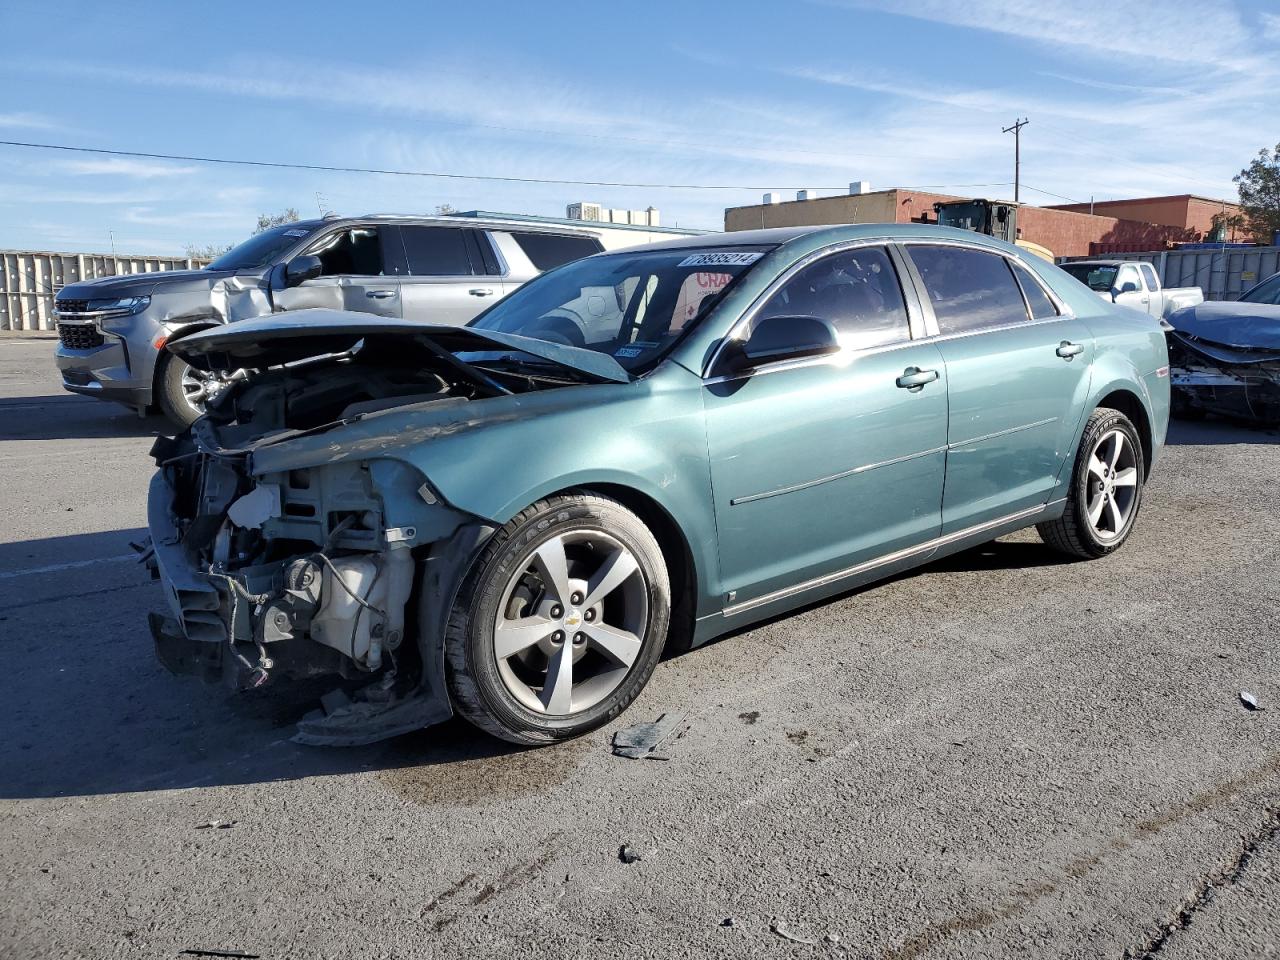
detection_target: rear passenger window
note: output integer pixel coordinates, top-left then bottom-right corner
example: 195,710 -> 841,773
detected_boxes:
1010,260 -> 1060,319
399,226 -> 472,276
757,246 -> 909,351
908,245 -> 1029,334
511,232 -> 604,271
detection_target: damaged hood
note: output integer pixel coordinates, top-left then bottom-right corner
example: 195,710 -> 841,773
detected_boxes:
168,308 -> 631,383
57,268 -> 242,299
1167,302 -> 1280,353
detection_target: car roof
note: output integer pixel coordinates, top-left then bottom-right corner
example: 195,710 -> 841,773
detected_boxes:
614,222 -> 1023,254
324,214 -> 606,235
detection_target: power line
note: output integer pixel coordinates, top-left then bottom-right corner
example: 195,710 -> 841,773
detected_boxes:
1019,182 -> 1086,205
0,138 -> 1010,196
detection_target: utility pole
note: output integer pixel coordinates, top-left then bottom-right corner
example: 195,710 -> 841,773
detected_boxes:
1002,117 -> 1029,203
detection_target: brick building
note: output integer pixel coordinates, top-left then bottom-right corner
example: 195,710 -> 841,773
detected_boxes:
1046,194 -> 1245,242
724,187 -> 1236,258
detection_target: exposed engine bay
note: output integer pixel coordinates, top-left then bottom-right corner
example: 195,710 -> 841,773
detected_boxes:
142,316 -> 615,744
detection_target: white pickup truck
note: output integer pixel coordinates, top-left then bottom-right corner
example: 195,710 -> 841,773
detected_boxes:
1060,259 -> 1204,319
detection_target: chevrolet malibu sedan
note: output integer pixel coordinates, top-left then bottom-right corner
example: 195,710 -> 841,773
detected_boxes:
146,224 -> 1170,746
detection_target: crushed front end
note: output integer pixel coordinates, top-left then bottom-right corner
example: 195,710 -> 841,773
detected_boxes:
1167,331 -> 1280,423
142,318 -> 518,744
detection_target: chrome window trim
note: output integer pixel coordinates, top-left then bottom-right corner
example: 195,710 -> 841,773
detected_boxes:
721,500 -> 1063,618
896,238 -> 1075,331
701,237 -> 916,381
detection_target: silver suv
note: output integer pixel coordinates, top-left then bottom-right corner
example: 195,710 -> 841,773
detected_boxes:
53,214 -> 606,425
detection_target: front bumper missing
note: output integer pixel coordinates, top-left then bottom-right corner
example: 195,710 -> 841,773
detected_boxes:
146,465 -> 493,746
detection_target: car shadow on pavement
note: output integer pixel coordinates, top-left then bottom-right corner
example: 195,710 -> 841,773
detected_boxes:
0,395 -> 168,442
0,529 -> 526,800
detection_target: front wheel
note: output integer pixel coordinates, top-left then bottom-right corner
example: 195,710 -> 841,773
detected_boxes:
1037,407 -> 1146,559
156,354 -> 230,428
445,493 -> 671,744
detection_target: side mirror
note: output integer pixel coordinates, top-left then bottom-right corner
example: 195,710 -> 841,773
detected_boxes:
1112,280 -> 1139,299
729,315 -> 841,371
285,254 -> 323,287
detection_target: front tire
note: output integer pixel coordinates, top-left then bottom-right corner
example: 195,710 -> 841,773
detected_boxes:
445,492 -> 671,745
156,354 -> 208,428
1038,407 -> 1145,559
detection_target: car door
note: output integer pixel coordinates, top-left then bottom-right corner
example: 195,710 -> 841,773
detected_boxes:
1110,263 -> 1150,315
272,224 -> 403,317
1139,263 -> 1163,316
397,225 -> 506,326
702,244 -> 948,608
901,243 -> 1093,534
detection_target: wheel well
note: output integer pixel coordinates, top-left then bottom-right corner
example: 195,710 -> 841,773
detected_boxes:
569,483 -> 698,654
1097,390 -> 1152,478
151,322 -> 220,392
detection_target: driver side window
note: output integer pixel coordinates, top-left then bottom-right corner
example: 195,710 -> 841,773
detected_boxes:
307,227 -> 387,277
756,246 -> 909,351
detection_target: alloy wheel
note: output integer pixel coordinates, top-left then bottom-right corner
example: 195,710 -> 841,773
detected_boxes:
1085,428 -> 1139,541
493,531 -> 649,716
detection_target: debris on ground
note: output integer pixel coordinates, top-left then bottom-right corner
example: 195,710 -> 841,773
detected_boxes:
770,920 -> 816,945
612,712 -> 683,759
195,820 -> 236,830
720,917 -> 736,927
618,844 -> 643,864
738,711 -> 761,724
1240,691 -> 1260,711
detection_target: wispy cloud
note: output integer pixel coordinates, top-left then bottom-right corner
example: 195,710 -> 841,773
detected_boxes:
817,0 -> 1264,69
0,111 -> 61,131
59,157 -> 198,178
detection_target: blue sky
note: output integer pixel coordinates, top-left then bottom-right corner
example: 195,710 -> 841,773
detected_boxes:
2,0 -> 1278,255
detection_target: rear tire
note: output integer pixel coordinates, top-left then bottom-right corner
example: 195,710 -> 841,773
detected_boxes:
1037,407 -> 1145,560
445,492 -> 671,745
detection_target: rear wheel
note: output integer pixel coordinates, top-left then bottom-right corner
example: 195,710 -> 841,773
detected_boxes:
1038,407 -> 1145,559
445,493 -> 670,744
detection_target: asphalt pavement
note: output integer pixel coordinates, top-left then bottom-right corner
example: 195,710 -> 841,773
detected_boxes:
1,335 -> 1278,959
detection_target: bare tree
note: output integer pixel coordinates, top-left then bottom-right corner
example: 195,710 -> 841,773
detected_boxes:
255,207 -> 301,233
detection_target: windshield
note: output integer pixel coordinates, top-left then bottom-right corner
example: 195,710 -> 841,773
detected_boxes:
207,223 -> 318,271
1240,273 -> 1280,305
469,246 -> 772,372
1061,263 -> 1119,292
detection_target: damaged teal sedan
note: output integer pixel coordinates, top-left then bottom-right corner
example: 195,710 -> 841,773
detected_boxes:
146,225 -> 1170,745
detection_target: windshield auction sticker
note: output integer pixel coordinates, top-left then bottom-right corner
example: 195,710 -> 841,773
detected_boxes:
676,251 -> 763,268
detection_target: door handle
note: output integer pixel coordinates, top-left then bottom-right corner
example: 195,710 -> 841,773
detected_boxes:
896,366 -> 939,391
366,289 -> 395,300
469,287 -> 496,297
1056,340 -> 1085,359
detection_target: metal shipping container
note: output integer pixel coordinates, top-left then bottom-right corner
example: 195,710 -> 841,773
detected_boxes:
0,250 -> 208,331
1060,245 -> 1280,301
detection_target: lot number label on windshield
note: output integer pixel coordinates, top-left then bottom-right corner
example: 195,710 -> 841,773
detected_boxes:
677,252 -> 763,267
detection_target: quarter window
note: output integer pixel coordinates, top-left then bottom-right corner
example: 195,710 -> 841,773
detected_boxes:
1140,263 -> 1160,292
908,245 -> 1029,334
510,232 -> 604,271
399,226 -> 473,276
1010,260 -> 1060,319
756,246 -> 910,351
